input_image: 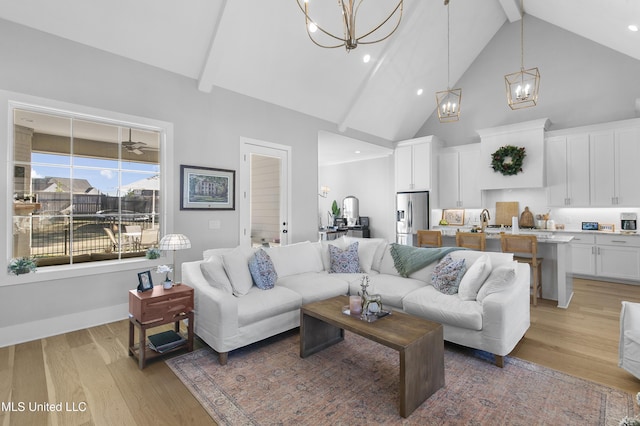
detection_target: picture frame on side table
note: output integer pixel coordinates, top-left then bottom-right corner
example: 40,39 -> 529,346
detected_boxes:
137,270 -> 153,292
442,209 -> 465,226
180,165 -> 235,210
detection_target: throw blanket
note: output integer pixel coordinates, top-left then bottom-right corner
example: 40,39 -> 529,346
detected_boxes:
390,243 -> 465,277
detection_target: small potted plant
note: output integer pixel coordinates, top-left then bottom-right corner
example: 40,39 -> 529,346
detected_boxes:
146,248 -> 161,259
8,257 -> 37,275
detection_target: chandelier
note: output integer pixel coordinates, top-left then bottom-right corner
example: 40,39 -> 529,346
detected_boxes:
296,0 -> 404,52
504,0 -> 540,109
435,0 -> 461,123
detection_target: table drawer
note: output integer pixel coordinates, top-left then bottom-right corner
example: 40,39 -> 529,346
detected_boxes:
129,287 -> 194,324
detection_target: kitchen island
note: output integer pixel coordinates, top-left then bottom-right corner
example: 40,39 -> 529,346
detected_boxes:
440,230 -> 574,308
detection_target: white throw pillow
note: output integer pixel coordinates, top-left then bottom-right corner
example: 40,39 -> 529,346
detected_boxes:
266,241 -> 324,277
222,246 -> 255,296
476,263 -> 517,303
200,255 -> 233,294
458,254 -> 492,301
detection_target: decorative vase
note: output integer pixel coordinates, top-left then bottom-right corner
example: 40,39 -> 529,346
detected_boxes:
163,280 -> 172,289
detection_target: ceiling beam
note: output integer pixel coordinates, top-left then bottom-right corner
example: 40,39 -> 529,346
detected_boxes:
498,0 -> 522,23
337,0 -> 425,134
197,0 -> 229,93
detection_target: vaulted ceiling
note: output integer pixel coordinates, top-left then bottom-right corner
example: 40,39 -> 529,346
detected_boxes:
1,0 -> 639,144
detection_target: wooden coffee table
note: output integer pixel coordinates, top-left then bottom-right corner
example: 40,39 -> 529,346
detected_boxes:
300,295 -> 444,418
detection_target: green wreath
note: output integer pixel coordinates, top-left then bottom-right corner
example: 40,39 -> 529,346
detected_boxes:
491,145 -> 526,176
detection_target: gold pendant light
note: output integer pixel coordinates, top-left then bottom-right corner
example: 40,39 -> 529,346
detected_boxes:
505,0 -> 540,109
296,0 -> 404,52
436,0 -> 462,123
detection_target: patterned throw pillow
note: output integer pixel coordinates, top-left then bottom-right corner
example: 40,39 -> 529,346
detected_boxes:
431,254 -> 467,295
248,249 -> 277,290
329,242 -> 361,274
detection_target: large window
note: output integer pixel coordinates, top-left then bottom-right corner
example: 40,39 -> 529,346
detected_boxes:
12,108 -> 162,268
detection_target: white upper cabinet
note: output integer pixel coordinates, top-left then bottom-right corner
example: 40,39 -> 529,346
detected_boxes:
546,134 -> 590,206
438,144 -> 482,208
590,125 -> 640,206
546,118 -> 640,208
614,126 -> 640,206
395,136 -> 441,192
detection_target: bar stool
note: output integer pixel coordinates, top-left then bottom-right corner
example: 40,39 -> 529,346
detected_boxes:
500,234 -> 543,306
455,232 -> 486,251
417,230 -> 442,247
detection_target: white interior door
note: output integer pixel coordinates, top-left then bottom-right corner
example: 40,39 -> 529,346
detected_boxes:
240,137 -> 291,247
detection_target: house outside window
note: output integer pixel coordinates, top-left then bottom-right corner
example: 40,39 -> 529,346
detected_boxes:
11,107 -> 163,268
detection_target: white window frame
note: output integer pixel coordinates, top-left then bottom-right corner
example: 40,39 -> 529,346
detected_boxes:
1,90 -> 174,286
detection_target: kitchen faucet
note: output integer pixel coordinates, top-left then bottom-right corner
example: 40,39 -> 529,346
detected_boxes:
480,209 -> 491,231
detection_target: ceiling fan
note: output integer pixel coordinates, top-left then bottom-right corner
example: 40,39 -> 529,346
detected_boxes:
121,128 -> 147,155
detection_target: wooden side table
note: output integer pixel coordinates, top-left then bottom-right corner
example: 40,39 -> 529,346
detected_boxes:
128,284 -> 194,369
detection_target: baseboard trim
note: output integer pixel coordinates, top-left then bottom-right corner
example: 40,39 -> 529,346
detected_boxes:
0,303 -> 129,348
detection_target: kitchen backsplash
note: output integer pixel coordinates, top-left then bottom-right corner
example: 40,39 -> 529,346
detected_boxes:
432,187 -> 640,231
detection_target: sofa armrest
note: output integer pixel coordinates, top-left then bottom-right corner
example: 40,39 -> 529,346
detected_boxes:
183,261 -> 239,351
481,263 -> 531,342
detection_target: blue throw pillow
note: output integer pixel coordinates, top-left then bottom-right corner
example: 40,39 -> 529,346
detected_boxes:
248,249 -> 277,290
431,254 -> 466,295
329,242 -> 361,273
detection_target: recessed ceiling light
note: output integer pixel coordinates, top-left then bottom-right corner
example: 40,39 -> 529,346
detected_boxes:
417,89 -> 424,96
629,24 -> 639,32
354,150 -> 361,154
363,54 -> 371,63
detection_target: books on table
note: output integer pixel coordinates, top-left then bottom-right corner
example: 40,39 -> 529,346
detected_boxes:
148,330 -> 186,353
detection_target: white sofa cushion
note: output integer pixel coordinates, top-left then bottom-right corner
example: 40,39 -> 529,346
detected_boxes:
458,254 -> 492,301
477,263 -> 517,303
403,285 -> 483,331
236,286 -> 302,327
200,254 -> 233,294
222,246 -> 255,296
266,241 -> 324,278
343,237 -> 386,273
277,272 -> 349,304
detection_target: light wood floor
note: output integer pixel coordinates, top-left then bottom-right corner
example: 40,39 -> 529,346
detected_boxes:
1,278 -> 640,425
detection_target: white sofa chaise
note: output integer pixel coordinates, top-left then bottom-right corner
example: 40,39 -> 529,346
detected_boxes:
182,237 -> 530,366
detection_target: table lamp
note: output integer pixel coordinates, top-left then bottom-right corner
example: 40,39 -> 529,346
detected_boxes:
158,233 -> 191,284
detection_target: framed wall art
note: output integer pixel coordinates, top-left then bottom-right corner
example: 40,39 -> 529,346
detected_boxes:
180,165 -> 235,210
442,209 -> 465,226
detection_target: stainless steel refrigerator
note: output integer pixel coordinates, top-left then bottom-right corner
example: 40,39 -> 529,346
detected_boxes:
396,191 -> 429,245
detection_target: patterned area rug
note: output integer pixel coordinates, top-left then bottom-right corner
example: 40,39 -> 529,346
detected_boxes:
167,330 -> 638,425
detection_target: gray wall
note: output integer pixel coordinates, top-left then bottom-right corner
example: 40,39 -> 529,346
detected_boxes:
417,15 -> 640,145
0,19 -> 386,345
318,155 -> 395,241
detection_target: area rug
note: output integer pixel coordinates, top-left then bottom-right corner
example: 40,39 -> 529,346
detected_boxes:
166,330 -> 638,425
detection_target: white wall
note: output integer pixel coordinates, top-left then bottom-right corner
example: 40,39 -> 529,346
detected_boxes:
0,19 -> 387,346
319,155 -> 395,242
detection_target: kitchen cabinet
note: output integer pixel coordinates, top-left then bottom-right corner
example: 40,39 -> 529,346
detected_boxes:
545,134 -> 590,207
582,123 -> 640,206
395,136 -> 440,192
596,235 -> 640,281
568,232 -> 640,281
567,233 -> 596,275
437,144 -> 482,208
546,119 -> 640,207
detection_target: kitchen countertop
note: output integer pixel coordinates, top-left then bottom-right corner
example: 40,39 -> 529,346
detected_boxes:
435,225 -> 639,240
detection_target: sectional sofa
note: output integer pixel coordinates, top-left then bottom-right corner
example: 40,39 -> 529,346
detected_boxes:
181,237 -> 530,367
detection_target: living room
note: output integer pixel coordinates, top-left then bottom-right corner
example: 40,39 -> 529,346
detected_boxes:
2,1 -> 640,424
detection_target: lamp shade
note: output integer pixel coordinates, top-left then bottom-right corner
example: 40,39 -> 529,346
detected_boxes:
159,234 -> 191,251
